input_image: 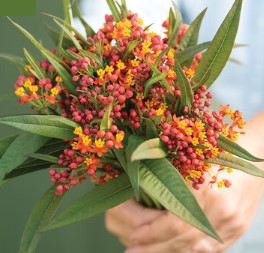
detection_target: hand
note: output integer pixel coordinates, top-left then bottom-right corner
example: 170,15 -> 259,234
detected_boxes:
105,111 -> 264,253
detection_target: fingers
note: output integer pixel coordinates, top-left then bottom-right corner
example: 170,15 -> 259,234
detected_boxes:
129,211 -> 194,244
105,199 -> 165,245
125,230 -> 204,253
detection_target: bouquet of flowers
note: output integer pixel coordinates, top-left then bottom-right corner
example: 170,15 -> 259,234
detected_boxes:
0,0 -> 263,252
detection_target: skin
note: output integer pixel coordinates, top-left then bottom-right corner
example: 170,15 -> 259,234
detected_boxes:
105,111 -> 264,253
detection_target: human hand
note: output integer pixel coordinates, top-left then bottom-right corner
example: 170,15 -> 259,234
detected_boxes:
105,111 -> 264,253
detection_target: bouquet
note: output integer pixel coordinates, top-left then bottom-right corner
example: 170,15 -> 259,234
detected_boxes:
0,0 -> 263,252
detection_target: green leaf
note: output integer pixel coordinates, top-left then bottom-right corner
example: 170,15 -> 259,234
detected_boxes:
53,19 -> 83,51
131,138 -> 167,161
63,0 -> 73,25
44,24 -> 74,48
81,50 -> 104,69
100,102 -> 113,131
122,40 -> 138,61
207,154 -> 264,178
0,134 -> 18,158
8,18 -> 69,70
120,0 -> 128,18
43,173 -> 133,231
19,185 -> 66,253
26,153 -> 58,163
0,133 -> 49,181
41,50 -> 77,95
44,13 -> 88,46
174,57 -> 193,112
139,158 -> 221,241
113,147 -> 127,172
175,41 -> 210,65
217,134 -> 264,162
0,115 -> 78,140
144,118 -> 159,139
74,2 -> 95,37
144,72 -> 168,97
193,0 -> 242,88
167,3 -> 182,48
106,0 -> 121,22
154,48 -> 169,68
179,8 -> 207,50
23,48 -> 45,80
126,135 -> 145,200
0,53 -> 26,73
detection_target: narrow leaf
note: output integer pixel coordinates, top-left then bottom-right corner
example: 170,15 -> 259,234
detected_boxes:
144,118 -> 159,139
174,57 -> 193,111
179,8 -> 207,50
100,102 -> 113,131
167,3 -> 182,48
122,40 -> 138,61
175,41 -> 210,65
218,134 -> 264,162
74,3 -> 95,37
43,173 -> 133,231
131,138 -> 167,161
207,154 -> 264,178
113,147 -> 127,172
41,50 -> 77,94
106,0 -> 121,21
0,115 -> 78,140
144,72 -> 168,97
0,133 -> 49,181
19,185 -> 66,253
23,48 -> 45,80
63,0 -> 73,25
126,135 -> 144,200
140,159 -> 221,241
193,0 -> 242,88
0,135 -> 18,158
26,153 -> 58,163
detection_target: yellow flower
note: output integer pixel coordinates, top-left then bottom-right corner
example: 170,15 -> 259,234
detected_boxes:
116,60 -> 126,70
15,87 -> 25,97
74,127 -> 83,136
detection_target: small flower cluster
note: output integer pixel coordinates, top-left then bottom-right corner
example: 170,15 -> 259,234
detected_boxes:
14,10 -> 245,194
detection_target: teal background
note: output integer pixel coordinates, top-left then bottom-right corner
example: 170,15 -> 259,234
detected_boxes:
0,1 -> 124,252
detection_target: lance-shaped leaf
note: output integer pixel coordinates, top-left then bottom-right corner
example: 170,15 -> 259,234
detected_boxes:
19,185 -> 66,253
43,173 -> 133,231
179,8 -> 207,50
63,0 -> 73,25
217,134 -> 264,162
144,118 -> 159,139
207,154 -> 264,178
167,3 -> 182,48
139,158 -> 221,241
144,72 -> 168,97
122,40 -> 138,61
193,0 -> 242,89
0,53 -> 26,73
131,138 -> 168,161
125,135 -> 145,200
44,13 -> 88,47
74,2 -> 95,37
145,58 -> 172,94
23,48 -> 45,80
26,153 -> 58,163
100,102 -> 113,131
0,115 -> 78,140
4,139 -> 67,181
7,18 -> 69,69
106,0 -> 121,21
53,19 -> 83,51
113,147 -> 127,172
174,58 -> 193,112
0,134 -> 18,158
175,41 -> 210,65
41,50 -> 77,95
0,133 -> 49,181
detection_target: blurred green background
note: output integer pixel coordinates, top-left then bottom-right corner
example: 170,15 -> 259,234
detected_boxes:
0,1 -> 124,252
